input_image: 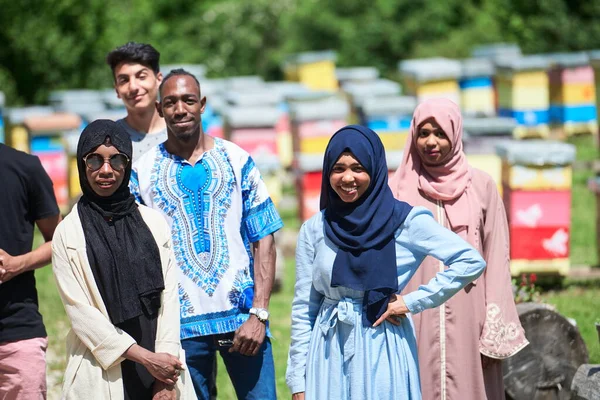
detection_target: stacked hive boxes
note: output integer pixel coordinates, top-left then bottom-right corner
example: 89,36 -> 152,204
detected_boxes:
399,57 -> 462,105
342,78 -> 401,125
460,59 -> 496,117
496,56 -> 551,139
223,91 -> 283,207
283,50 -> 338,91
5,107 -> 55,152
267,81 -> 311,169
336,67 -> 381,123
289,93 -> 350,221
463,117 -> 517,196
359,96 -> 416,153
202,79 -> 230,139
8,111 -> 82,213
548,53 -> 598,138
496,141 -> 575,276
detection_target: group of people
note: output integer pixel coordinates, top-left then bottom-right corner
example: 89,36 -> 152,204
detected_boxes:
0,41 -> 528,400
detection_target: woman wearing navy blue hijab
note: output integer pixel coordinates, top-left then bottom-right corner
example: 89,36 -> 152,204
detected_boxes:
286,125 -> 486,400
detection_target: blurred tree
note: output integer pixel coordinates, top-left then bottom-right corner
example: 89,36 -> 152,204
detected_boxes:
1,0 -> 600,105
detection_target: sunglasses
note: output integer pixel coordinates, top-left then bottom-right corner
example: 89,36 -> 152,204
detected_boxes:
83,153 -> 130,172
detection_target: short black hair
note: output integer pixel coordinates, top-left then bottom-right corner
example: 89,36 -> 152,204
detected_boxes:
159,69 -> 201,97
106,42 -> 160,76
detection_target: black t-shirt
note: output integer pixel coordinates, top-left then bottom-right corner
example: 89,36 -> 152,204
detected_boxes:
0,144 -> 59,343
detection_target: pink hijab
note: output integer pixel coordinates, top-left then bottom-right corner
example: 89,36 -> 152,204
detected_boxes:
390,98 -> 478,245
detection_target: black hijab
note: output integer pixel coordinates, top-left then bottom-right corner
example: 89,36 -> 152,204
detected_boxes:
320,125 -> 413,326
76,119 -> 164,325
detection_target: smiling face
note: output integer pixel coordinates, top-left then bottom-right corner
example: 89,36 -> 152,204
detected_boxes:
157,75 -> 206,141
329,152 -> 371,203
415,119 -> 452,166
113,62 -> 162,112
84,143 -> 126,197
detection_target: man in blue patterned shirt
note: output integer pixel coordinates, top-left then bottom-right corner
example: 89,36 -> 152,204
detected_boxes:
130,69 -> 283,399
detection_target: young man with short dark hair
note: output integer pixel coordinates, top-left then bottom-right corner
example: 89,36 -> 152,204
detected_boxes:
106,42 -> 167,161
130,69 -> 282,399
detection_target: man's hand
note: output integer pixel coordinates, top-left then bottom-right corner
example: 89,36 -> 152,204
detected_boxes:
230,316 -> 266,356
152,380 -> 176,400
0,249 -> 25,284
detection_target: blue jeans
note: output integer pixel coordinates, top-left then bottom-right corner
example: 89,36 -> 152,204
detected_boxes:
182,333 -> 276,400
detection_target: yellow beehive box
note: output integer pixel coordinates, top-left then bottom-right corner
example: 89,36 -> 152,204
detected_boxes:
284,51 -> 338,91
379,131 -> 409,152
497,84 -> 550,109
502,161 -> 572,191
299,136 -> 330,154
510,258 -> 570,277
550,82 -> 596,105
466,154 -> 503,196
460,88 -> 495,116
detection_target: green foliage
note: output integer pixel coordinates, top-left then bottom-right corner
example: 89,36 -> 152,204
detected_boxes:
2,0 -> 600,104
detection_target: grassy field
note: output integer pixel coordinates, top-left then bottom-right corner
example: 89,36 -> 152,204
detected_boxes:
35,135 -> 600,398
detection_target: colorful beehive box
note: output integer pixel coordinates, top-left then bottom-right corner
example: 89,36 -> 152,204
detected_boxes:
296,154 -> 323,221
22,113 -> 82,213
359,96 -> 416,153
399,57 -> 462,106
495,56 -> 551,139
547,52 -> 598,138
463,117 -> 517,195
472,43 -> 522,112
283,50 -> 338,91
460,59 -> 496,117
267,82 -> 311,169
496,140 -> 576,276
288,94 -> 350,156
223,105 -> 283,207
342,79 -> 401,124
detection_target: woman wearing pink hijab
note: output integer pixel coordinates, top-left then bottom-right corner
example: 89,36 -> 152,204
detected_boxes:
389,98 -> 528,400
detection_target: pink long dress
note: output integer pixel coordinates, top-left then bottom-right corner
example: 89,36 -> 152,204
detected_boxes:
401,169 -> 528,400
390,98 -> 528,400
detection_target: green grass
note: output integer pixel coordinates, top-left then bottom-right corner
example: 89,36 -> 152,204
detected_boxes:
542,283 -> 600,364
568,135 -> 599,267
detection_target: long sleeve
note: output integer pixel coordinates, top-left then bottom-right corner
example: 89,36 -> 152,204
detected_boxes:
402,208 -> 486,314
51,226 -> 136,370
479,184 -> 528,359
286,221 -> 324,395
154,220 -> 181,357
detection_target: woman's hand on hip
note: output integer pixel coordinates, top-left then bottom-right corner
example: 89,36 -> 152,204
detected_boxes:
372,294 -> 409,328
292,392 -> 305,400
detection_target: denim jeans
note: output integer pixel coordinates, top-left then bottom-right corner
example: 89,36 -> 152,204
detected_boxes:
182,333 -> 276,400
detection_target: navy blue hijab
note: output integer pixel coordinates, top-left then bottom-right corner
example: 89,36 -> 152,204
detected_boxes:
320,125 -> 413,326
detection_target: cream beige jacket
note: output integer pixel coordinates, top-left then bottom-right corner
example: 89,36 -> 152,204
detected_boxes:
52,204 -> 195,399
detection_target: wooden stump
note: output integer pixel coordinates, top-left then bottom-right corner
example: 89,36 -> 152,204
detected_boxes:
571,364 -> 600,400
503,303 -> 589,400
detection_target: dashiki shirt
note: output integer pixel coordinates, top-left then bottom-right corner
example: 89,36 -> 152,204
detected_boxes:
130,138 -> 283,338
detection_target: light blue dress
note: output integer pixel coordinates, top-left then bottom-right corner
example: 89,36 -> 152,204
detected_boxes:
286,207 -> 486,399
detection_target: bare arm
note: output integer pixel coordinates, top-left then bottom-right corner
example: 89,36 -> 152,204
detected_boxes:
231,233 -> 277,356
0,214 -> 61,283
251,233 -> 277,310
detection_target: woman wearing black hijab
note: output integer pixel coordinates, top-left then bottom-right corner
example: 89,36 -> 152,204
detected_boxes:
52,120 -> 194,399
285,125 -> 486,400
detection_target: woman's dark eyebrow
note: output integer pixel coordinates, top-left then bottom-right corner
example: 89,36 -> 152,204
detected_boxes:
333,162 -> 362,167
